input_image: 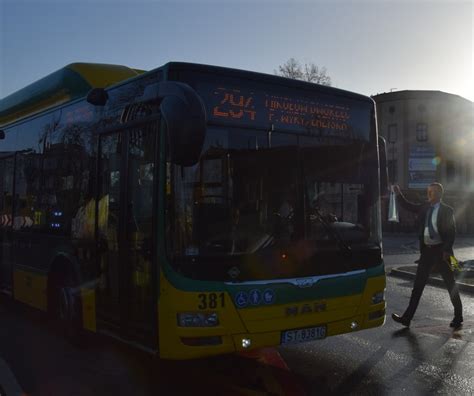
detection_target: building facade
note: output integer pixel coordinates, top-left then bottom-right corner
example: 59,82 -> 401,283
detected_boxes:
373,90 -> 474,234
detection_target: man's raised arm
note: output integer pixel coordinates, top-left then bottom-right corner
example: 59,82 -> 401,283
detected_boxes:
392,185 -> 422,214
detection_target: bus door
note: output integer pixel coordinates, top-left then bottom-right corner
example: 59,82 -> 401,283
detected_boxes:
0,155 -> 15,292
96,122 -> 158,348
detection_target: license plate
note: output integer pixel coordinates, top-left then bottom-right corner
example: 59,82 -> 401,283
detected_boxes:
281,326 -> 327,345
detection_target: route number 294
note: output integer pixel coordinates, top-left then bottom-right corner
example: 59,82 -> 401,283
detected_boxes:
198,293 -> 225,309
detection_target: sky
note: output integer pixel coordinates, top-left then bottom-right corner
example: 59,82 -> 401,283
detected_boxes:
0,0 -> 473,102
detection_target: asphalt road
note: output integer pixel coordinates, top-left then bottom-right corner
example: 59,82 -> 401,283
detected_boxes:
1,235 -> 473,395
0,295 -> 301,396
279,235 -> 474,395
280,274 -> 474,395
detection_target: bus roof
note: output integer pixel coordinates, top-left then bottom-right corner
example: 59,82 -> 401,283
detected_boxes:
0,61 -> 373,130
0,63 -> 145,127
162,62 -> 374,104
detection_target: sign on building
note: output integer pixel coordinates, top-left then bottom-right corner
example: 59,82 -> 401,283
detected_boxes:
408,145 -> 437,189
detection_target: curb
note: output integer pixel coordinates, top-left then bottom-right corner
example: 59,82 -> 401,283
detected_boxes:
390,267 -> 474,294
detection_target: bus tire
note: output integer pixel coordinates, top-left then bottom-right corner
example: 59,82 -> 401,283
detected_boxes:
47,260 -> 84,344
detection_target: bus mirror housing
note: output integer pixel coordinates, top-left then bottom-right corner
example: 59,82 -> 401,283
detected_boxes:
378,136 -> 389,194
0,130 -> 5,140
142,82 -> 206,167
87,88 -> 109,106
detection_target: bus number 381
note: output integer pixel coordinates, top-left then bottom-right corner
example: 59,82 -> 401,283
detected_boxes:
198,293 -> 225,309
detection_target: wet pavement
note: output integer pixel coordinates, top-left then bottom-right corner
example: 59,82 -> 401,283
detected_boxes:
0,295 -> 304,396
280,275 -> 474,395
279,234 -> 474,395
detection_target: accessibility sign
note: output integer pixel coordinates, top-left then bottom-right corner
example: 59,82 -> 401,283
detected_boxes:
234,291 -> 249,308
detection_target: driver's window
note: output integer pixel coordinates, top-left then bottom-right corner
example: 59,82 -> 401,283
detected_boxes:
314,182 -> 342,221
200,158 -> 225,204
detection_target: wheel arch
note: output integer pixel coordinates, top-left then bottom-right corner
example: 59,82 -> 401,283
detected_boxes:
47,252 -> 81,286
46,252 -> 83,320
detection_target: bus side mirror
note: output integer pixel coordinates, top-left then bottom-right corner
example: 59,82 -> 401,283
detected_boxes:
0,130 -> 5,140
142,82 -> 206,167
378,136 -> 389,194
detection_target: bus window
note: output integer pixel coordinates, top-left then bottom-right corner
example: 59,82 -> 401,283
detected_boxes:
97,133 -> 122,323
126,125 -> 157,340
168,128 -> 379,281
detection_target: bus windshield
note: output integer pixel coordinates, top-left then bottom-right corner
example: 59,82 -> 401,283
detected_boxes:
167,127 -> 381,281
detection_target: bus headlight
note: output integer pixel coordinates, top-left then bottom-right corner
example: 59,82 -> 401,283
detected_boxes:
242,338 -> 252,348
177,312 -> 219,327
372,290 -> 385,304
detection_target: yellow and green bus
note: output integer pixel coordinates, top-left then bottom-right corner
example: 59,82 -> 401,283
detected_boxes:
0,62 -> 387,359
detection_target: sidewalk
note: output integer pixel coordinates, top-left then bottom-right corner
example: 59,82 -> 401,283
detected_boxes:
390,263 -> 474,294
383,233 -> 474,256
385,234 -> 474,294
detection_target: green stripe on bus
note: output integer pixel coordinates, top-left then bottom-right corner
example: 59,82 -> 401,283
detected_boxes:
161,260 -> 385,305
225,271 -> 368,306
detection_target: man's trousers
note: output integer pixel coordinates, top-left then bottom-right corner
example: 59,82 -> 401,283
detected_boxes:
403,244 -> 463,320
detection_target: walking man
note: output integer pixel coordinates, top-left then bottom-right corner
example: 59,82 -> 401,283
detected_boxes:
391,182 -> 463,328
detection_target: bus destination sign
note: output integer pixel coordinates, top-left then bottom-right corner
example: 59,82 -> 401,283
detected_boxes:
198,84 -> 370,140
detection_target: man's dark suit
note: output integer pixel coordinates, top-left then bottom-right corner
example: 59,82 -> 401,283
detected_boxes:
398,198 -> 456,254
397,194 -> 462,321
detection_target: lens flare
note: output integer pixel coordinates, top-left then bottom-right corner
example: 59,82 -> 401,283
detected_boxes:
432,156 -> 442,166
456,138 -> 467,147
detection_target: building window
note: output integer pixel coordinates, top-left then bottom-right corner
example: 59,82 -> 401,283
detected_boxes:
416,123 -> 428,142
388,124 -> 397,143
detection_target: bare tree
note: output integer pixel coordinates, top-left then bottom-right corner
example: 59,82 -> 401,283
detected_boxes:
275,58 -> 303,80
303,63 -> 331,85
275,58 -> 332,86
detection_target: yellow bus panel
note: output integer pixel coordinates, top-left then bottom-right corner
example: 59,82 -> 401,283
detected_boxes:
81,287 -> 97,332
13,269 -> 47,312
158,270 -> 386,360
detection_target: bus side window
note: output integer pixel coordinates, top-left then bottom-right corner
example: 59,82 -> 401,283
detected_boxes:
12,153 -> 36,231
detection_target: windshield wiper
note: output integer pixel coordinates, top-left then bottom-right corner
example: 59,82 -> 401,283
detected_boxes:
313,207 -> 352,256
311,206 -> 352,257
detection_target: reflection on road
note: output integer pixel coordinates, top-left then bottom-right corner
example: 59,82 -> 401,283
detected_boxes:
0,296 -> 305,395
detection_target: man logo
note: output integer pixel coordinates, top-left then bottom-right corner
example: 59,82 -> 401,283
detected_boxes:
228,266 -> 240,279
295,278 -> 317,288
285,302 -> 327,316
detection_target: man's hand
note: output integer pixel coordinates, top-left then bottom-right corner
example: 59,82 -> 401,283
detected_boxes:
443,251 -> 451,263
392,185 -> 401,195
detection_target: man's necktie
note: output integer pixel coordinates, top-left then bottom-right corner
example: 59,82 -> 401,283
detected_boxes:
427,206 -> 435,239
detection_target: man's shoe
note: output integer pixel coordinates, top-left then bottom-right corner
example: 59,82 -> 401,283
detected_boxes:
450,317 -> 463,328
392,313 -> 411,327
